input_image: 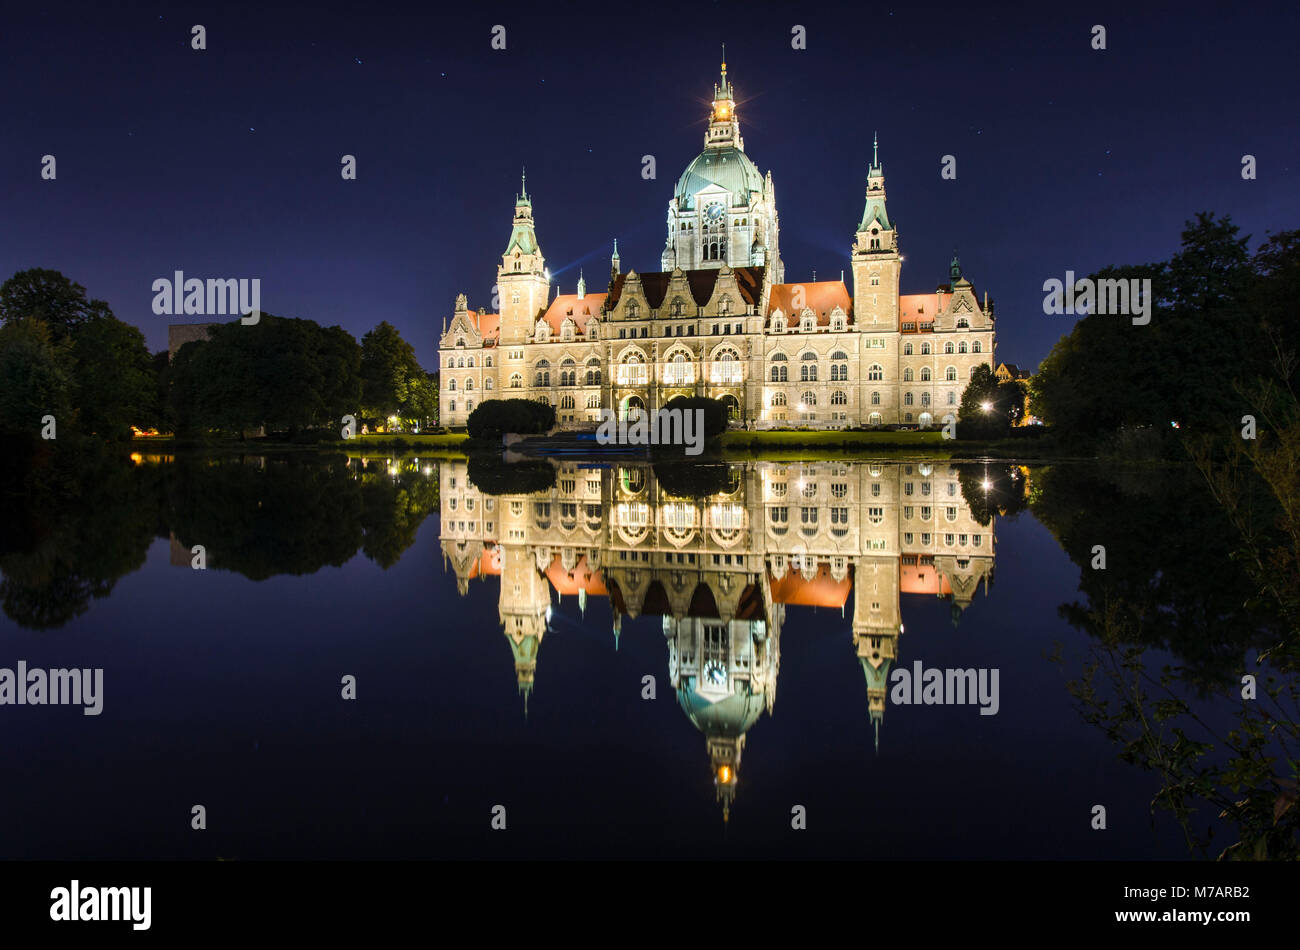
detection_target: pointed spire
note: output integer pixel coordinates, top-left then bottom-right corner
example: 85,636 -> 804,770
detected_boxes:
874,717 -> 880,755
950,251 -> 962,283
707,54 -> 742,149
520,166 -> 527,199
577,269 -> 586,299
872,131 -> 879,169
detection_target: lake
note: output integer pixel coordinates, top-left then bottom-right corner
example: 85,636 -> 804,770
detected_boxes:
0,451 -> 1275,859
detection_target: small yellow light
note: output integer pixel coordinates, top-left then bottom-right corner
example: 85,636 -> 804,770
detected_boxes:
718,765 -> 732,784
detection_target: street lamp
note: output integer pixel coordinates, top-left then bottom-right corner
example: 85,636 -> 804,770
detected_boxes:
980,401 -> 992,413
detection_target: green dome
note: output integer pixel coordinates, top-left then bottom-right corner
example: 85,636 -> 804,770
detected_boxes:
675,147 -> 764,211
677,679 -> 766,736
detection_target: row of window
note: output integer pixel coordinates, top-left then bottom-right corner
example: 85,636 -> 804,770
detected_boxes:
449,339 -> 984,371
903,340 -> 982,355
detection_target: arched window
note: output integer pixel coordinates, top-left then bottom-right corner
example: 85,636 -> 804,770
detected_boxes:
833,391 -> 848,405
534,371 -> 549,386
587,395 -> 600,409
831,351 -> 848,381
920,367 -> 932,382
972,341 -> 982,353
665,352 -> 693,385
467,356 -> 475,367
509,374 -> 522,388
448,379 -> 456,391
903,368 -> 913,382
867,363 -> 884,381
618,353 -> 647,386
801,362 -> 817,382
944,342 -> 955,354
457,357 -> 464,368
801,391 -> 817,407
947,391 -> 956,405
868,412 -> 882,426
465,379 -> 474,391
921,392 -> 931,406
958,342 -> 968,354
871,391 -> 880,405
903,342 -> 913,355
586,357 -> 602,387
945,366 -> 957,381
712,348 -> 742,384
485,378 -> 494,390
956,318 -> 970,328
771,392 -> 787,407
485,355 -> 493,367
921,342 -> 931,355
904,392 -> 913,405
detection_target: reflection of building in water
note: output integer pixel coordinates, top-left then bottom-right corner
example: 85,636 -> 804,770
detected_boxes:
439,460 -> 995,815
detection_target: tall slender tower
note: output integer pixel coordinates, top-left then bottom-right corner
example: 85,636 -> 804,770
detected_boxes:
850,135 -> 901,331
852,554 -> 902,753
498,170 -> 550,346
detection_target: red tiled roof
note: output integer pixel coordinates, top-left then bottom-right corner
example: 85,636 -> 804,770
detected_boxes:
900,564 -> 952,595
467,545 -> 501,579
768,563 -> 852,607
539,293 -> 606,334
767,281 -> 853,326
544,554 -> 607,596
899,292 -> 951,325
475,312 -> 500,339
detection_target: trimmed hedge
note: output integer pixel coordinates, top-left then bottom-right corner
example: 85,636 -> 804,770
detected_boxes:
662,395 -> 728,439
466,398 -> 556,440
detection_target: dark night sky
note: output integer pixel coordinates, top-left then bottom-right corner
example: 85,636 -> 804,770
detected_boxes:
3,0 -> 1297,370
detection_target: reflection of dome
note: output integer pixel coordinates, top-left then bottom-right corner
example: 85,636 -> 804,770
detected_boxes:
675,147 -> 764,210
676,680 -> 767,735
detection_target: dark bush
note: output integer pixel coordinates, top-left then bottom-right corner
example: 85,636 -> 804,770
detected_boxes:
652,460 -> 737,497
466,456 -> 557,495
467,398 -> 556,440
662,395 -> 728,439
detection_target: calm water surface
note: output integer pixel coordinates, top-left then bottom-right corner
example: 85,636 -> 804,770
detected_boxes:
0,453 -> 1250,858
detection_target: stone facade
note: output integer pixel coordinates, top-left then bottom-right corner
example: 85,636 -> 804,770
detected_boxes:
438,62 -> 996,430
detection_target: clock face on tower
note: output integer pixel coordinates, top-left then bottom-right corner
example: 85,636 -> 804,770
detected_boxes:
704,660 -> 727,686
703,201 -> 725,224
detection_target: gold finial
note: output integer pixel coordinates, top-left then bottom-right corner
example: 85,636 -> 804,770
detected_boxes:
721,43 -> 726,78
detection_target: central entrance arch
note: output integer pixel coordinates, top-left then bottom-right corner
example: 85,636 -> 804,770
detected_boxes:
620,394 -> 647,422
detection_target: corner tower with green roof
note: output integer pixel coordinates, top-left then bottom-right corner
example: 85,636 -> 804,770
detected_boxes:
850,133 -> 902,333
498,170 -> 550,347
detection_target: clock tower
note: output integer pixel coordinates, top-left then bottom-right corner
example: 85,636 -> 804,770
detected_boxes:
661,59 -> 782,279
